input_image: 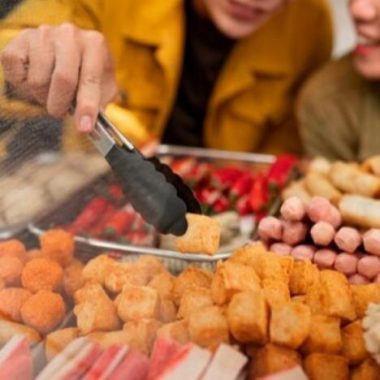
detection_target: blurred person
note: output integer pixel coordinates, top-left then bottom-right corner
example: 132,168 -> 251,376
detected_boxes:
0,0 -> 332,154
298,0 -> 380,161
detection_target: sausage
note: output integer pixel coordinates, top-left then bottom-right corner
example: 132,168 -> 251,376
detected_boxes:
357,255 -> 380,279
334,253 -> 358,276
313,249 -> 337,269
310,222 -> 335,246
334,227 -> 362,253
257,216 -> 282,242
363,229 -> 380,256
270,243 -> 292,257
282,221 -> 308,246
280,196 -> 306,222
326,206 -> 342,229
291,245 -> 316,261
348,274 -> 370,285
307,196 -> 332,223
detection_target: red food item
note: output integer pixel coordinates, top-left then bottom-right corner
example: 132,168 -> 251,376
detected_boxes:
104,211 -> 135,238
249,175 -> 269,213
267,154 -> 298,191
88,204 -> 117,237
108,184 -> 124,202
212,196 -> 230,214
230,173 -> 253,200
171,158 -> 197,177
236,195 -> 252,216
211,167 -> 244,190
123,231 -> 154,247
185,162 -> 211,185
108,350 -> 150,380
197,188 -> 221,207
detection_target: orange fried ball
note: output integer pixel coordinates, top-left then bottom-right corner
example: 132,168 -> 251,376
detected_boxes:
0,239 -> 27,262
21,258 -> 64,293
0,255 -> 24,286
40,229 -> 74,267
20,290 -> 66,335
26,249 -> 46,262
0,288 -> 32,322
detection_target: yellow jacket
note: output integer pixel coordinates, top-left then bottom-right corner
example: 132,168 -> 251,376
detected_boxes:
0,0 -> 332,153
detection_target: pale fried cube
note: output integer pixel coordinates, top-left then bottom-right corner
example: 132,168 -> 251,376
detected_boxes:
159,298 -> 177,323
306,279 -> 324,315
81,255 -> 116,285
175,214 -> 221,255
248,343 -> 301,378
88,330 -> 135,349
74,282 -> 110,305
230,243 -> 268,269
260,253 -> 288,283
115,286 -> 160,322
45,328 -> 79,361
188,305 -> 229,350
178,286 -> 213,319
302,315 -> 342,354
319,270 -> 356,321
289,260 -> 319,296
278,256 -> 295,282
227,290 -> 268,344
211,261 -> 260,305
156,320 -> 189,344
135,256 -> 165,282
148,271 -> 175,300
351,358 -> 380,380
341,320 -> 369,364
270,302 -> 311,349
262,278 -> 290,310
304,353 -> 349,380
351,284 -> 380,318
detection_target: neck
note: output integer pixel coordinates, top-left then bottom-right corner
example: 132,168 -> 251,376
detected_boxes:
192,0 -> 209,18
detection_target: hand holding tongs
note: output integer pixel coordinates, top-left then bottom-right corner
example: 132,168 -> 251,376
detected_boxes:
88,112 -> 201,236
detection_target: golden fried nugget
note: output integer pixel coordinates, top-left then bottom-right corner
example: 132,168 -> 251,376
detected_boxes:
227,290 -> 268,344
148,271 -> 175,300
135,256 -> 165,282
341,320 -> 369,365
0,320 -> 41,346
45,328 -> 79,361
0,239 -> 27,262
306,279 -> 324,315
178,286 -> 213,320
115,286 -> 160,322
319,270 -> 356,321
302,315 -> 342,355
40,229 -> 74,266
270,302 -> 311,349
289,260 -> 319,296
88,330 -> 135,349
21,257 -> 63,293
175,214 -> 221,255
0,288 -> 32,322
262,278 -> 290,310
211,261 -> 260,305
260,253 -> 288,283
248,343 -> 301,378
156,320 -> 189,344
21,290 -> 66,335
159,298 -> 177,323
278,255 -> 294,281
81,255 -> 116,285
351,358 -> 380,380
188,305 -> 229,350
63,259 -> 84,297
304,353 -> 349,380
230,243 -> 268,269
351,284 -> 380,318
0,255 -> 23,286
74,281 -> 110,304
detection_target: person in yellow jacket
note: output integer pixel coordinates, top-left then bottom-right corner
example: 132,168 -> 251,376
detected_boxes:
0,0 -> 332,154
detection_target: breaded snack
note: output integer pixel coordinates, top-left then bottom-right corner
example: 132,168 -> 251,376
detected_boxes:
259,253 -> 289,284
351,284 -> 380,318
156,320 -> 189,344
39,229 -> 74,266
230,243 -> 268,269
211,261 -> 260,305
21,290 -> 66,335
270,302 -> 311,349
63,259 -> 84,297
292,295 -> 307,304
0,288 -> 32,322
289,260 -> 319,296
135,256 -> 165,282
0,255 -> 24,286
178,286 -> 213,320
305,172 -> 342,204
351,358 -> 380,380
45,327 -> 79,361
248,343 -> 301,378
304,353 -> 349,380
302,315 -> 342,355
227,290 -> 268,344
278,256 -> 295,280
159,299 -> 177,323
148,271 -> 175,300
21,258 -> 63,293
262,279 -> 291,310
81,254 -> 116,285
74,282 -> 110,305
0,319 -> 41,346
175,213 -> 221,255
341,321 -> 369,365
115,286 -> 160,322
0,239 -> 27,262
26,249 -> 46,261
188,305 -> 229,350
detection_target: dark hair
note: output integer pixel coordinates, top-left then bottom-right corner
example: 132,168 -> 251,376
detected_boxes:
0,0 -> 24,19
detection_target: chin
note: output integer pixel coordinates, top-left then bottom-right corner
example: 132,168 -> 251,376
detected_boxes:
353,58 -> 380,80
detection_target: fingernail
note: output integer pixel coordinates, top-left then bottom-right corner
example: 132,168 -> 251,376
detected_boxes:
79,115 -> 93,132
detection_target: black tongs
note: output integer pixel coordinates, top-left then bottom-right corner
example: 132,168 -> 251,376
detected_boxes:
88,112 -> 201,236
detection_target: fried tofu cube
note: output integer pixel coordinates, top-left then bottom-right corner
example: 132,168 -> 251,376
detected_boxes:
227,290 -> 268,344
81,255 -> 116,285
270,302 -> 311,349
304,353 -> 349,380
262,278 -> 290,310
341,320 -> 369,364
351,358 -> 380,380
148,271 -> 175,300
289,260 -> 319,296
178,286 -> 213,319
156,320 -> 189,344
211,261 -> 260,305
302,315 -> 342,354
115,286 -> 160,322
248,343 -> 301,378
351,284 -> 380,318
74,281 -> 110,305
159,298 -> 177,323
175,214 -> 221,255
188,305 -> 229,350
260,253 -> 288,283
135,256 -> 165,282
278,255 -> 295,282
306,279 -> 324,315
319,270 -> 356,321
229,243 -> 268,275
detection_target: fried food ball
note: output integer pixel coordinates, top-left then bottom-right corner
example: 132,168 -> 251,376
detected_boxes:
21,290 -> 66,335
0,255 -> 24,286
40,229 -> 74,267
81,255 -> 116,285
0,288 -> 32,322
0,239 -> 27,262
22,258 -> 64,293
26,249 -> 46,261
63,259 -> 84,297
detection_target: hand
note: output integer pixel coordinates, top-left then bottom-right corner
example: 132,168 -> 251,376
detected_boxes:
1,23 -> 118,132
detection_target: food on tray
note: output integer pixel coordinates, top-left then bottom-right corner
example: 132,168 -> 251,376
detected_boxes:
303,353 -> 349,380
255,366 -> 308,380
177,286 -> 213,320
0,255 -> 23,286
63,259 -> 84,297
0,288 -> 32,322
45,327 -> 80,361
0,239 -> 27,262
156,320 -> 190,345
362,303 -> 380,365
341,320 -> 369,365
305,172 -> 342,204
